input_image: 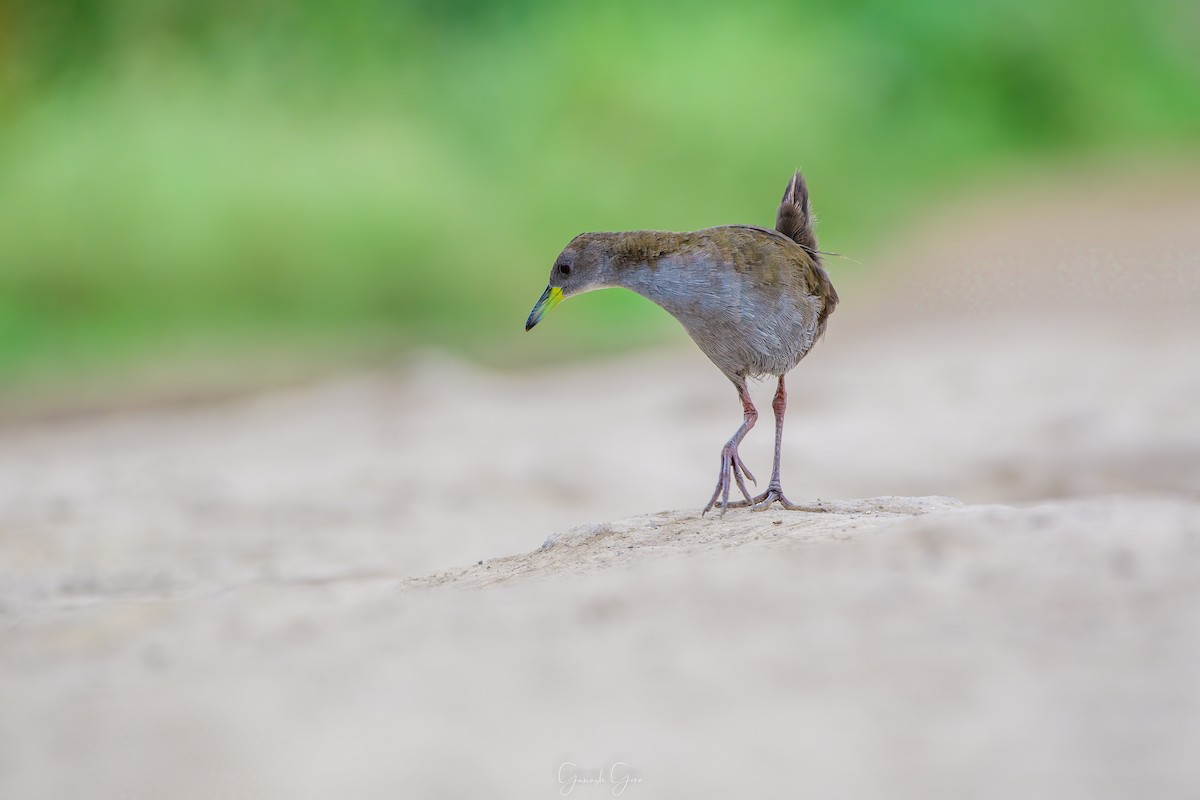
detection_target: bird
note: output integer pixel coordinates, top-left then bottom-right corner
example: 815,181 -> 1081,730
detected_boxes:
524,170 -> 838,515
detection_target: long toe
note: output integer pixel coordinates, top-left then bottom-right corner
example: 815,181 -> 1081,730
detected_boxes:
724,489 -> 771,509
748,487 -> 828,513
701,446 -> 756,516
732,452 -> 756,486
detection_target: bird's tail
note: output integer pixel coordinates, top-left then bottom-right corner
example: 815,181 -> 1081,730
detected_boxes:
775,170 -> 819,258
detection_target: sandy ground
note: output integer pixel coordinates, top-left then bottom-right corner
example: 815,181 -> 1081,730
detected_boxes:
1,167 -> 1199,798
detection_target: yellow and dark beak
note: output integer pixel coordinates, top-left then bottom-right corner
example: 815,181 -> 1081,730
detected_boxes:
525,286 -> 564,331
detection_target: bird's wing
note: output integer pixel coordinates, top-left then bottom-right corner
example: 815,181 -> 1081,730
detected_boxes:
723,224 -> 795,244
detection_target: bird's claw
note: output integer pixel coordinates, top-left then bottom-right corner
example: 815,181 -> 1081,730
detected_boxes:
725,485 -> 826,513
701,444 -> 756,516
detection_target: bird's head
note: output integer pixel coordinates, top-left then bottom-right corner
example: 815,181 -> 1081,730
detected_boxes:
525,233 -> 617,331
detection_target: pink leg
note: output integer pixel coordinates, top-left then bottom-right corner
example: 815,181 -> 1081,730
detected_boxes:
701,380 -> 758,516
725,375 -> 825,512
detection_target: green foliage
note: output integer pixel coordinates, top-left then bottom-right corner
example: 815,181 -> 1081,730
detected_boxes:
0,0 -> 1197,383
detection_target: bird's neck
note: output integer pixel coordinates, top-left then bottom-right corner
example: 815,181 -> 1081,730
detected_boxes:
607,231 -> 693,313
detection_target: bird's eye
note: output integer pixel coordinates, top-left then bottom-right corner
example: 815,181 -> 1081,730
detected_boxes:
558,263 -> 571,277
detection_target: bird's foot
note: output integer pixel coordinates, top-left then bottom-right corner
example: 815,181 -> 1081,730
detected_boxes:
701,443 -> 756,517
726,484 -> 827,513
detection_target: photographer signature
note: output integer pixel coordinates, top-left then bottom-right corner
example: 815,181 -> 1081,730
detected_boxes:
558,762 -> 643,796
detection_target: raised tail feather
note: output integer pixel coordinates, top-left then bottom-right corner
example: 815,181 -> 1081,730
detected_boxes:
775,170 -> 819,259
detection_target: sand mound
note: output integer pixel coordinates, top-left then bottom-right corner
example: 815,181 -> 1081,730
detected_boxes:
4,494 -> 1199,798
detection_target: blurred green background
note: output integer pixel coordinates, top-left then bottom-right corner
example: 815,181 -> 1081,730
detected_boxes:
1,0 -> 1197,391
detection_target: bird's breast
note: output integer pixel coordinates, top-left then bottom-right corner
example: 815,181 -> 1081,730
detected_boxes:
617,248 -> 822,378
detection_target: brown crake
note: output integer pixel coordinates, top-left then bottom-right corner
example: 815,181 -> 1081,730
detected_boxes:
525,170 -> 838,514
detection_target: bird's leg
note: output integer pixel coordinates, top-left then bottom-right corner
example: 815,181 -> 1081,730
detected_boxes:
727,375 -> 825,512
701,381 -> 758,516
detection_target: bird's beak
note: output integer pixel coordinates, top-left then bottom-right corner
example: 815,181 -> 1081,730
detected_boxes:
525,285 -> 563,331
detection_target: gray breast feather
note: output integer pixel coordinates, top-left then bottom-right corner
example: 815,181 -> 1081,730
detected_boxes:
619,253 -> 822,379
